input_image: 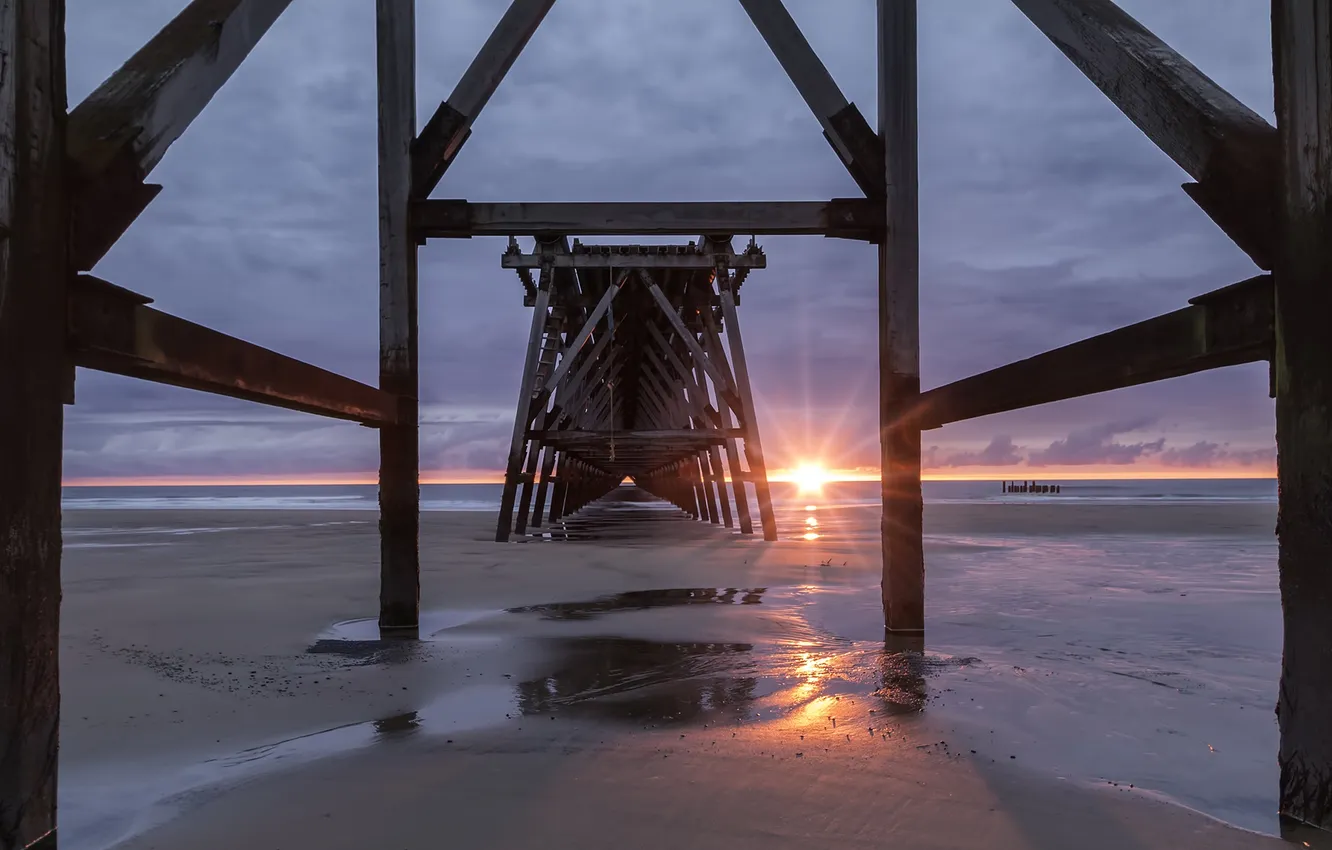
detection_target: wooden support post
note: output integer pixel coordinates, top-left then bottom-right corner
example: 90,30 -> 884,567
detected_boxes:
531,444 -> 557,528
514,440 -> 542,535
498,276 -> 552,541
708,446 -> 734,528
718,280 -> 778,541
1273,0 -> 1332,830
719,410 -> 753,534
376,0 -> 420,633
878,0 -> 924,634
0,1 -> 67,846
548,452 -> 566,523
700,316 -> 754,535
698,452 -> 720,524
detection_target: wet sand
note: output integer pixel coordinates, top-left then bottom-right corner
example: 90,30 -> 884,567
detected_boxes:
59,499 -> 1284,849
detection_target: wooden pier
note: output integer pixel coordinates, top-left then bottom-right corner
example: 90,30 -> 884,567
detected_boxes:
494,239 -> 778,543
0,0 -> 1329,843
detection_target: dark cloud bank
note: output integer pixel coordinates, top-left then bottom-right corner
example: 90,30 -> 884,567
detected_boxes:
62,0 -> 1277,481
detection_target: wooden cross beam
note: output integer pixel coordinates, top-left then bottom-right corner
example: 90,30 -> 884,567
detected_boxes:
66,276 -> 399,425
67,0 -> 296,270
411,0 -> 555,198
737,0 -> 886,196
502,248 -> 768,270
541,271 -> 627,394
1011,0 -> 1278,268
638,270 -> 736,395
916,275 -> 1273,429
413,199 -> 884,240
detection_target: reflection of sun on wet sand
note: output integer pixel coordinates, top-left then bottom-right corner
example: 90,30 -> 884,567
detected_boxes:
59,501 -> 1281,850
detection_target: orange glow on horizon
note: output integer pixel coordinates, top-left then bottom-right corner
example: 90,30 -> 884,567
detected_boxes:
63,465 -> 1276,488
60,470 -> 506,488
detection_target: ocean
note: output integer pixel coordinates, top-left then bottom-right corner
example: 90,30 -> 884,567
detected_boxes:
61,477 -> 1277,513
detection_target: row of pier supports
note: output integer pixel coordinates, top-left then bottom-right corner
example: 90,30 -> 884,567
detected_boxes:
491,241 -> 779,543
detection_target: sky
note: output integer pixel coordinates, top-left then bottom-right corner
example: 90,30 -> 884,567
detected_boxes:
61,0 -> 1278,484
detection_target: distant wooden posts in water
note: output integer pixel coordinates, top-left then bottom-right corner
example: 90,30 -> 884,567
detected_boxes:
1002,481 -> 1061,495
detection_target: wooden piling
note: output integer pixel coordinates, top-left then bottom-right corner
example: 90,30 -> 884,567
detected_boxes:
718,282 -> 778,541
0,1 -> 67,846
548,453 -> 567,523
708,447 -> 734,528
376,0 -> 420,633
497,275 -> 551,541
877,0 -> 924,634
1273,0 -> 1332,829
531,444 -> 557,528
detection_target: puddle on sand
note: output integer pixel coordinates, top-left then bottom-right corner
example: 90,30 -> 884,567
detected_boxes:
507,586 -> 767,620
64,586 -> 976,850
312,585 -> 974,729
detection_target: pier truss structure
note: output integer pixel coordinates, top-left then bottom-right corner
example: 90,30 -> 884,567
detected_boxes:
494,238 -> 778,543
2,0 -> 1332,843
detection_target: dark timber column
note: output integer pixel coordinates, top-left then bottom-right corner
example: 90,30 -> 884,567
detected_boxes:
1273,0 -> 1332,830
877,0 -> 924,634
0,2 -> 67,846
718,280 -> 778,541
376,0 -> 420,633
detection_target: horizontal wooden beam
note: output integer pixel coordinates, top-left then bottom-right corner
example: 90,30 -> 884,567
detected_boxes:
67,275 -> 398,425
917,274 -> 1273,429
1011,0 -> 1278,268
530,429 -> 739,442
67,0 -> 295,270
502,251 -> 767,270
413,199 -> 884,240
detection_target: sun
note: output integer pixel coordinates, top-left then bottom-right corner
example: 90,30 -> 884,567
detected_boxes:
792,463 -> 828,494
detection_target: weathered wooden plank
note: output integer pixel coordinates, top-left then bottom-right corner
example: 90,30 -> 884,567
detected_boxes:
718,279 -> 777,541
878,0 -> 923,634
503,251 -> 768,270
1010,0 -> 1278,267
541,271 -> 625,394
497,277 -> 552,541
0,1 -> 66,846
412,0 -> 554,197
916,275 -> 1273,429
68,276 -> 399,425
530,443 -> 557,528
377,0 -> 420,633
67,0 -> 295,269
703,328 -> 753,535
1272,0 -> 1332,831
413,199 -> 885,240
639,270 -> 735,394
737,0 -> 885,196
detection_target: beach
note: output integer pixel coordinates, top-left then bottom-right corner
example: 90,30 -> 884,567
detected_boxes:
58,486 -> 1287,849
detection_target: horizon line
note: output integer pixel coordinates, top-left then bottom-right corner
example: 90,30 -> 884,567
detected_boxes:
61,469 -> 1278,487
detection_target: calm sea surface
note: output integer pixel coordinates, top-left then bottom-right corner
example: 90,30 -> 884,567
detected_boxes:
61,478 -> 1277,512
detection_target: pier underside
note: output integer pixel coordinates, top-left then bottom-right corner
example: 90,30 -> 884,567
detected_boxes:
495,239 -> 777,542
